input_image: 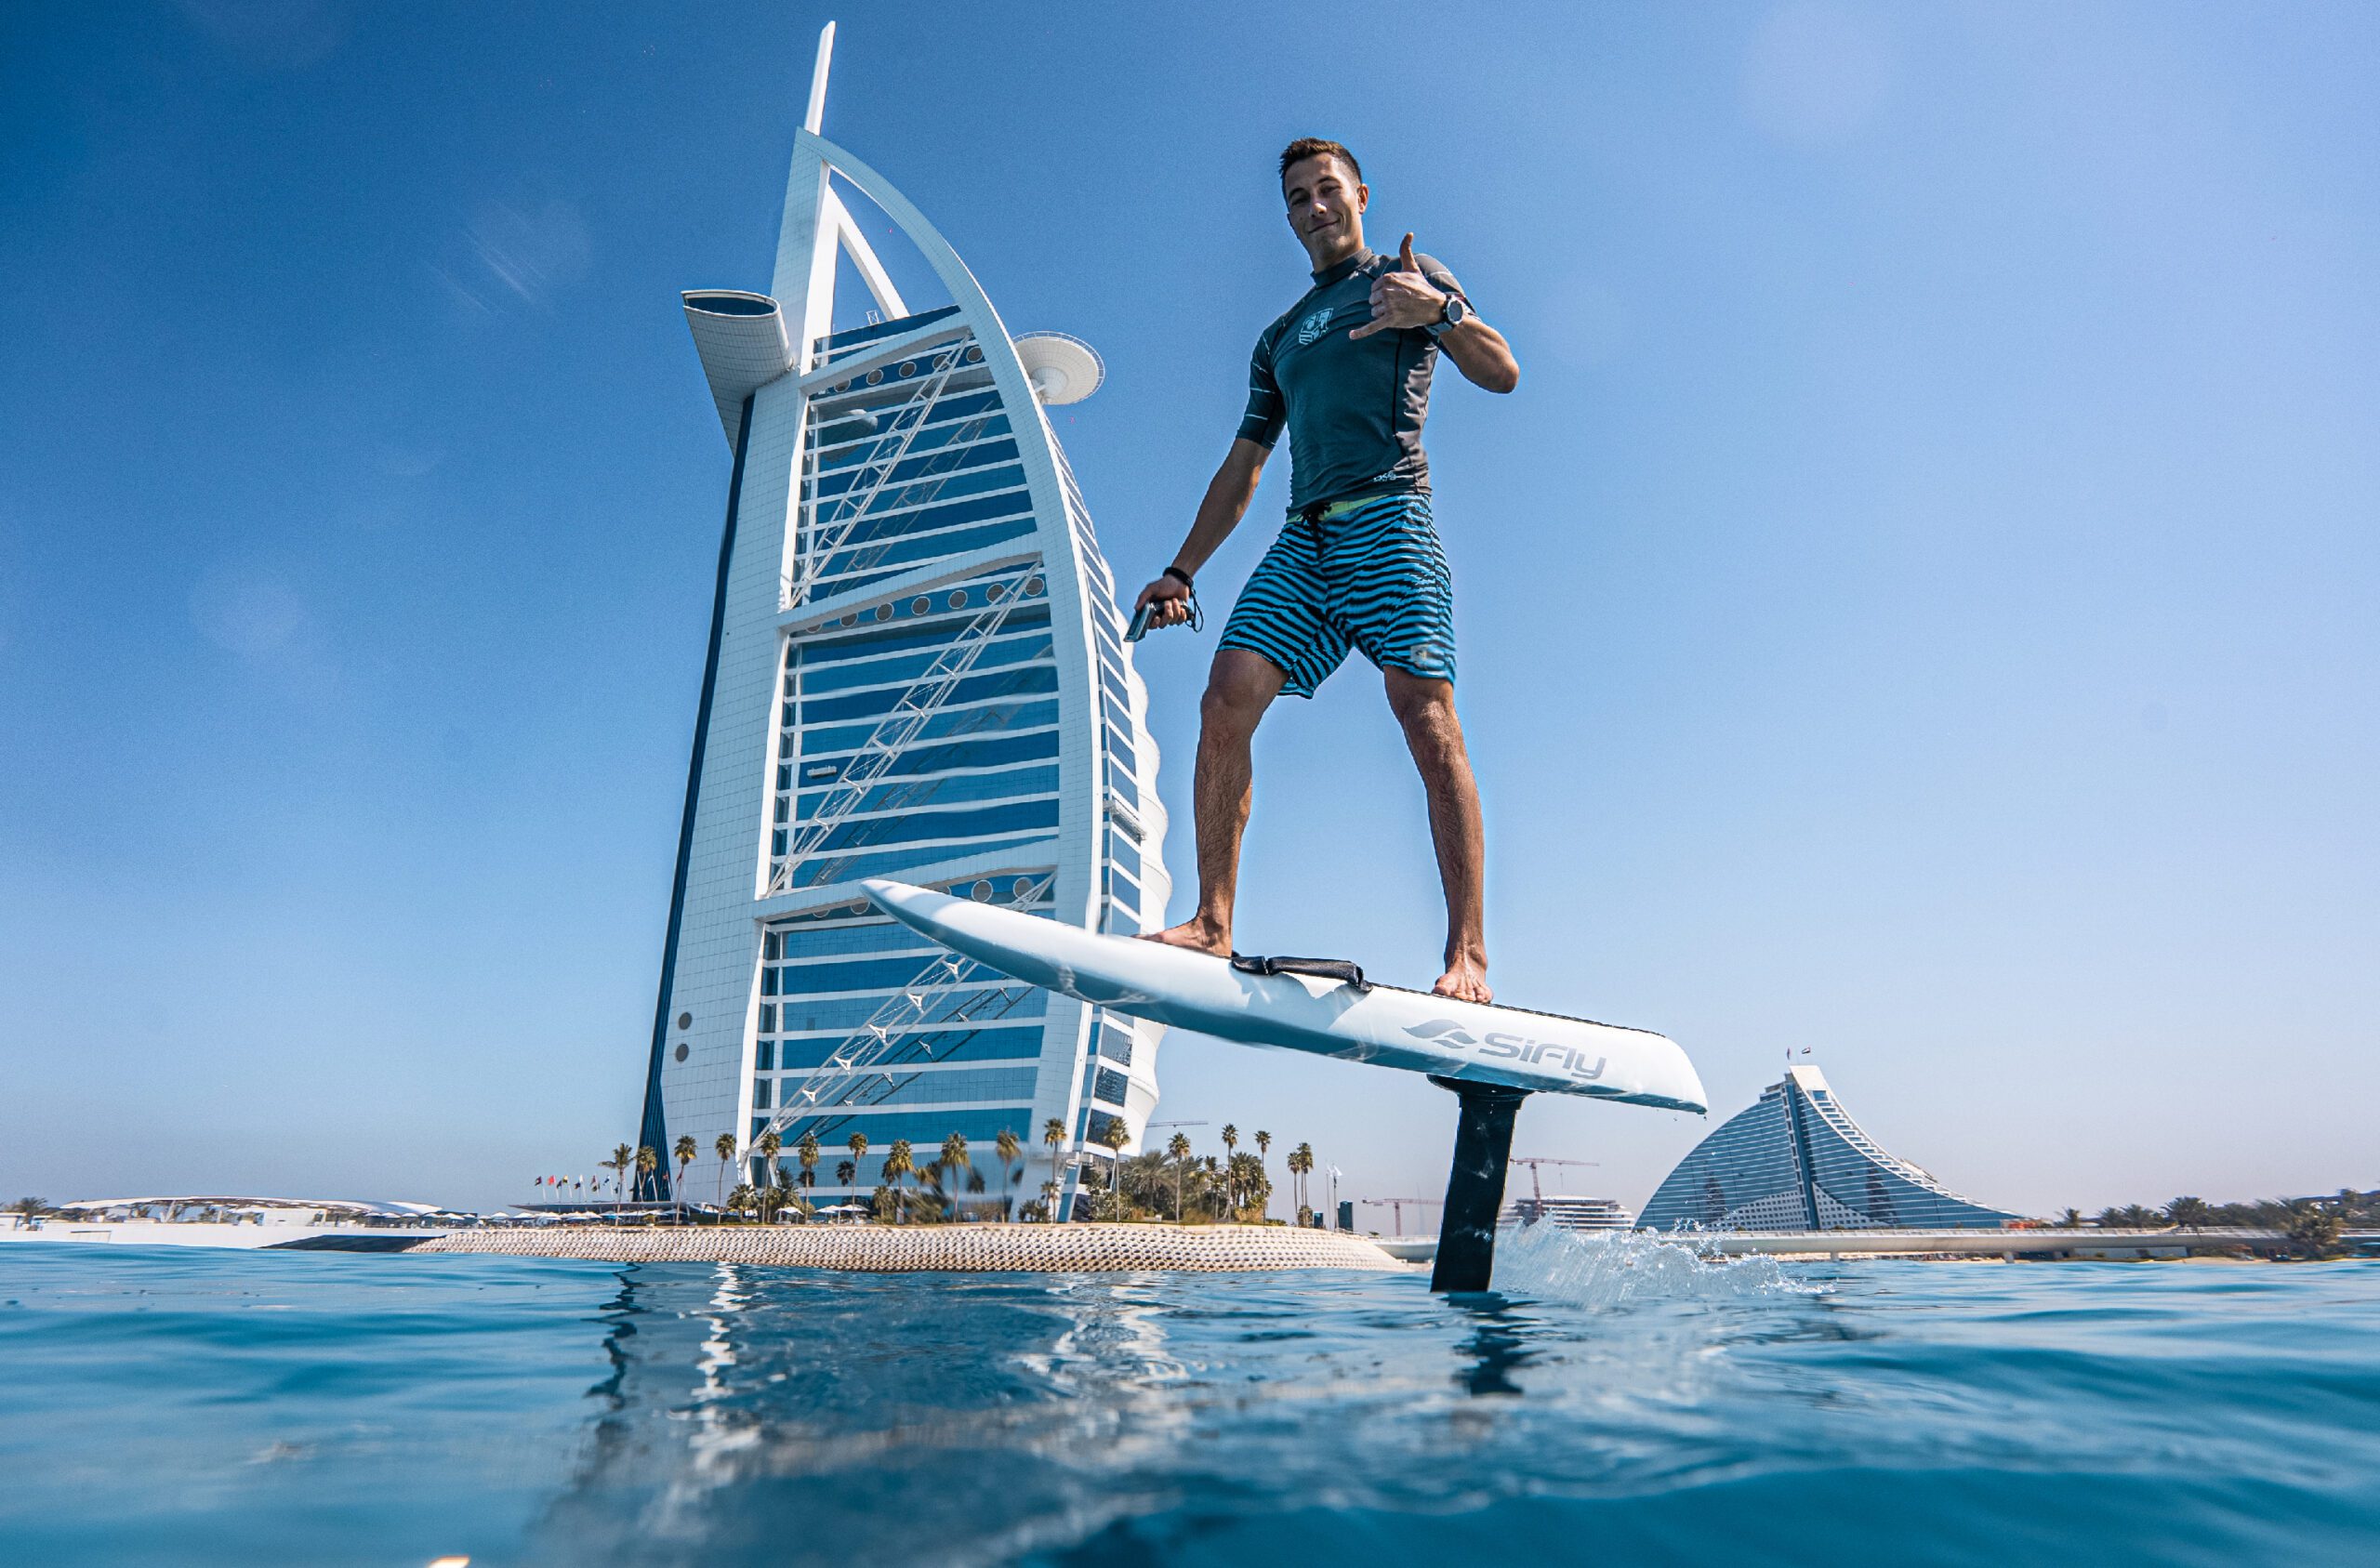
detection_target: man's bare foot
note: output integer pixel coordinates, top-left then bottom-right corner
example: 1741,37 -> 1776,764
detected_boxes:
1433,954 -> 1492,1005
1144,916 -> 1232,957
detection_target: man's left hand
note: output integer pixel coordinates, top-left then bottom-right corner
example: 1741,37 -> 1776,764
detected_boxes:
1347,232 -> 1448,340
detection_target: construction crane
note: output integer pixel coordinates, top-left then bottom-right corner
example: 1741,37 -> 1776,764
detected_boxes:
1357,1195 -> 1442,1236
1510,1156 -> 1597,1205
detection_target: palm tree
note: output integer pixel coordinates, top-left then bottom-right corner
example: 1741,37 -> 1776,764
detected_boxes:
1042,1117 -> 1067,1222
605,1142 -> 633,1215
1225,1152 -> 1271,1220
996,1127 -> 1022,1220
2059,1206 -> 2082,1228
940,1133 -> 971,1219
1098,1118 -> 1130,1215
727,1182 -> 755,1218
635,1145 -> 658,1213
672,1135 -> 697,1220
2165,1195 -> 2213,1229
1168,1131 -> 1193,1221
884,1139 -> 916,1223
796,1132 -> 821,1198
847,1131 -> 870,1195
714,1132 -> 738,1209
2281,1197 -> 2346,1259
835,1159 -> 855,1190
750,1131 -> 782,1221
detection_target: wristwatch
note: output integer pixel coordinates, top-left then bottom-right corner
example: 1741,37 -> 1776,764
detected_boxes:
1424,294 -> 1469,338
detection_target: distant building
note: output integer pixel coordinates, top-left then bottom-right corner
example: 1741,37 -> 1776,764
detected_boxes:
1502,1195 -> 1633,1232
1638,1064 -> 2016,1232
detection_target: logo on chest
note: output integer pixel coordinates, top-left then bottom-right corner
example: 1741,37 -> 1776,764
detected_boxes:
1295,306 -> 1336,346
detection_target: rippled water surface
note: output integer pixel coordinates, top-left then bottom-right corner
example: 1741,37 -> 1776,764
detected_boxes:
3,1230 -> 2374,1566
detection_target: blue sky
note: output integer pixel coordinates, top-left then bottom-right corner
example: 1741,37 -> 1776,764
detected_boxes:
3,1 -> 2373,1217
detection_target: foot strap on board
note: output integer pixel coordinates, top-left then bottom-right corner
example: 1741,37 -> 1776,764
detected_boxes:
1229,955 -> 1369,991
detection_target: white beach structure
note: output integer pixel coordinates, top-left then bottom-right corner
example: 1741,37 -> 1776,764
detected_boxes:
634,24 -> 1169,1218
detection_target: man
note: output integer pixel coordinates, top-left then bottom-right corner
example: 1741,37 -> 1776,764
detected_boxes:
1135,138 -> 1518,1003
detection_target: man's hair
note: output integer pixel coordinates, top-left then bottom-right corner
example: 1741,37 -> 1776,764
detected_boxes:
1278,138 -> 1361,188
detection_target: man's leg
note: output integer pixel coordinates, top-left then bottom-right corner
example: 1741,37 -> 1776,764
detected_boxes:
1146,649 -> 1288,955
1384,667 -> 1490,1003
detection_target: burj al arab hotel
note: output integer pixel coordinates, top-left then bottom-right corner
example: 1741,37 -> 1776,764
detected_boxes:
634,24 -> 1169,1216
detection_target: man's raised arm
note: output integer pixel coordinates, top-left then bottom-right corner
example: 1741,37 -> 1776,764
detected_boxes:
1134,437 -> 1268,627
1350,232 -> 1519,394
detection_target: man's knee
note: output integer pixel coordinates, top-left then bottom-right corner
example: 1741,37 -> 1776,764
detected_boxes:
1201,652 -> 1282,735
1385,670 -> 1460,738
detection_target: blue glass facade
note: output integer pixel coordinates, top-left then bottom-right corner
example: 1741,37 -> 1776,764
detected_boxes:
1638,1066 -> 2017,1232
743,308 -> 1162,1213
649,95 -> 1169,1219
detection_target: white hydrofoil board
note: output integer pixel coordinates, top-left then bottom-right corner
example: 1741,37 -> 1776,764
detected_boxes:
862,880 -> 1706,1111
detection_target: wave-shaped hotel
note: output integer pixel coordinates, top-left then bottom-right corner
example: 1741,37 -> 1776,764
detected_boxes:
634,24 -> 1168,1216
1639,1065 -> 2016,1232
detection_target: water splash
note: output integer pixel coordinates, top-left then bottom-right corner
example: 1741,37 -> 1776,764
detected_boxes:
1491,1221 -> 1828,1305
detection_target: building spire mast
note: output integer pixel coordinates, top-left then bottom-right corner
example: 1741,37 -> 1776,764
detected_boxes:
804,21 -> 836,136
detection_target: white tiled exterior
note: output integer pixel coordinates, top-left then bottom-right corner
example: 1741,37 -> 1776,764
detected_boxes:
637,44 -> 1168,1218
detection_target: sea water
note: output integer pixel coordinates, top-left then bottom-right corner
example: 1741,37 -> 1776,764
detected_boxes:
1,1231 -> 2373,1566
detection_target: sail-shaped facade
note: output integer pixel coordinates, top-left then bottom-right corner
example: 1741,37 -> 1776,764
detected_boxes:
635,26 -> 1168,1216
1638,1065 -> 2016,1232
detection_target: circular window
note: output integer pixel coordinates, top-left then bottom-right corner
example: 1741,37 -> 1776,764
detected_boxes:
848,900 -> 868,915
673,1043 -> 689,1063
838,613 -> 856,626
872,604 -> 890,621
911,596 -> 931,616
1025,575 -> 1045,597
677,1012 -> 693,1031
946,589 -> 967,609
985,583 -> 1005,602
866,368 -> 883,386
1012,877 -> 1034,902
898,361 -> 917,377
970,879 -> 994,902
833,380 -> 849,393
964,345 -> 984,363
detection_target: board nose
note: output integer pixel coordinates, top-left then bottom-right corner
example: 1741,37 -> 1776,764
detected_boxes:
859,877 -> 951,934
860,877 -> 929,911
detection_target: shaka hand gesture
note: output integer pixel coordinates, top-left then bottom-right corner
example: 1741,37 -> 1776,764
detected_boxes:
1348,232 -> 1450,340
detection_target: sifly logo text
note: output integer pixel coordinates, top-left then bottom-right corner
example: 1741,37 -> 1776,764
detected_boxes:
1405,1020 -> 1606,1081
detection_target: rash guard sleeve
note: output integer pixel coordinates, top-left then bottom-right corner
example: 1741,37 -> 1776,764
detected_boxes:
1416,254 -> 1467,308
1235,326 -> 1286,449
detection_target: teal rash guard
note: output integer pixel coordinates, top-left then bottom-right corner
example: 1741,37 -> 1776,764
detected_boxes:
1236,246 -> 1469,511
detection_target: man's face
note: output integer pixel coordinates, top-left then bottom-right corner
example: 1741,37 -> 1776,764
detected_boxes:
1282,154 -> 1368,258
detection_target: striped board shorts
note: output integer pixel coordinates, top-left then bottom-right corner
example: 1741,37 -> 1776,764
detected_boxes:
1219,490 -> 1457,698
